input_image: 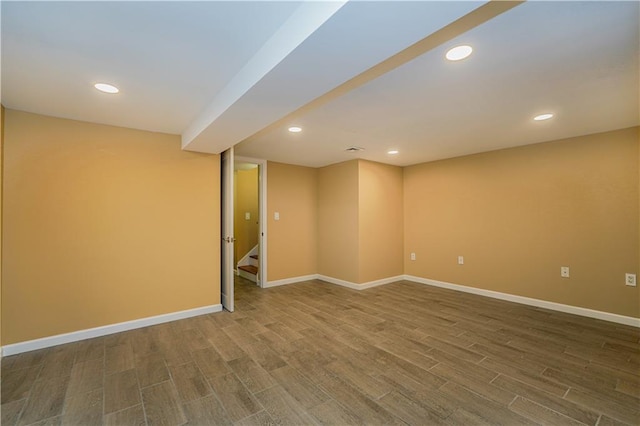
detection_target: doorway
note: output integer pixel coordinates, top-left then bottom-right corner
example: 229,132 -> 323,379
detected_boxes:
222,155 -> 267,312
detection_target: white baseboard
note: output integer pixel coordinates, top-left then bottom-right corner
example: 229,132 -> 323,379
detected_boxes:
404,275 -> 640,328
264,273 -> 403,290
317,274 -> 404,290
7,274 -> 633,357
2,304 -> 223,356
265,274 -> 319,288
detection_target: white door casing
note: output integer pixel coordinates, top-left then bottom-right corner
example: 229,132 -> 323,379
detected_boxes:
221,147 -> 235,312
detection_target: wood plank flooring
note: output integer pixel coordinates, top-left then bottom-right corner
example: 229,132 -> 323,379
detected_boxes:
2,277 -> 639,425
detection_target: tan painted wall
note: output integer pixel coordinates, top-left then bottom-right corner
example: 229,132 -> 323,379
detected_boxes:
359,161 -> 404,283
267,162 -> 317,281
2,110 -> 221,344
404,127 -> 639,318
318,160 -> 360,283
1,106 -> 4,346
234,167 -> 259,265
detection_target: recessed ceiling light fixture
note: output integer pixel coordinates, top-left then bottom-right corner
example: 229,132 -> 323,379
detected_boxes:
288,126 -> 302,133
446,45 -> 473,61
387,150 -> 399,155
94,83 -> 119,94
534,113 -> 554,121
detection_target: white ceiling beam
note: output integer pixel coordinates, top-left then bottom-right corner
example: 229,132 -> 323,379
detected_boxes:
182,1 -> 491,155
181,1 -> 347,152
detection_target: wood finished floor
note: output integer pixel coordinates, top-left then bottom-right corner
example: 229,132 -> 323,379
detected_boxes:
2,277 -> 639,426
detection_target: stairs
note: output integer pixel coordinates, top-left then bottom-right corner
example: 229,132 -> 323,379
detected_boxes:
238,264 -> 258,275
238,254 -> 259,283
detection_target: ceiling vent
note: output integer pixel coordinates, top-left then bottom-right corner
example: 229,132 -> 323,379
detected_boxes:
345,146 -> 364,152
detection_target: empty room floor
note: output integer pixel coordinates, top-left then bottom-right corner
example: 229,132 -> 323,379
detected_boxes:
1,277 -> 639,425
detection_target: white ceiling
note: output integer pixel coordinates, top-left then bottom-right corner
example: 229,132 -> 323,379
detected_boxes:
1,1 -> 304,134
2,1 -> 639,168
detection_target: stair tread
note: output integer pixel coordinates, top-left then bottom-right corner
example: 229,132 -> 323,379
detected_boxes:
239,265 -> 258,274
250,255 -> 259,260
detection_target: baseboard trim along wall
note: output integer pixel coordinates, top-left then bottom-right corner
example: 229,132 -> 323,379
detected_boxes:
265,273 -> 640,327
3,273 -> 638,357
264,275 -> 319,288
2,304 -> 223,356
266,274 -> 404,290
317,275 -> 405,290
404,275 -> 640,328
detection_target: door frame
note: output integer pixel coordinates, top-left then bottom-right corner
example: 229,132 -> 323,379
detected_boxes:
235,156 -> 267,288
221,148 -> 235,311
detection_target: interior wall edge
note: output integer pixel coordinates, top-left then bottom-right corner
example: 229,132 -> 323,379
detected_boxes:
1,303 -> 223,357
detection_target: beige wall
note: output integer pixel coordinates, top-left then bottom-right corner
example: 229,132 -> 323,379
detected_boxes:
318,160 -> 360,283
404,127 -> 639,318
316,160 -> 403,284
234,167 -> 259,265
267,162 -> 317,281
359,161 -> 404,282
1,106 -> 4,346
2,108 -> 635,348
2,110 -> 221,344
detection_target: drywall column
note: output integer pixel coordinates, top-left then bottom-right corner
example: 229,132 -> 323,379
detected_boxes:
318,159 -> 403,285
358,161 -> 404,283
318,160 -> 360,283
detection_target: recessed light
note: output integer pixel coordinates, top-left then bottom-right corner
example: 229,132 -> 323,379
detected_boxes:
94,83 -> 119,94
446,45 -> 473,61
288,126 -> 302,133
534,113 -> 554,121
387,150 -> 399,155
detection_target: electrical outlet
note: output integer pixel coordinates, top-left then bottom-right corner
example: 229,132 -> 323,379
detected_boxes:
410,253 -> 416,261
626,273 -> 637,287
561,267 -> 570,278
458,256 -> 464,265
